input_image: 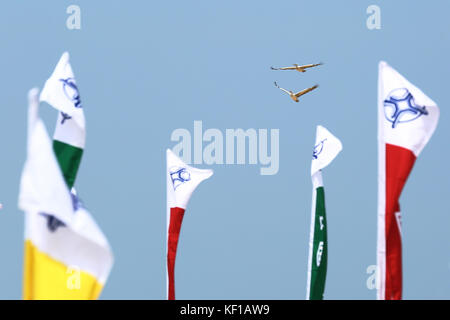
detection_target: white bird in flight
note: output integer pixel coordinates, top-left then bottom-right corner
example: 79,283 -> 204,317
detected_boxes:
271,63 -> 323,73
274,82 -> 318,102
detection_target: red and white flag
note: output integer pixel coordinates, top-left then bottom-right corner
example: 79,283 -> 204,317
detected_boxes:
166,149 -> 213,300
377,61 -> 439,300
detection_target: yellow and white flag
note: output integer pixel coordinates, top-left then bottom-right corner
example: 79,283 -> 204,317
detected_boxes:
19,88 -> 113,300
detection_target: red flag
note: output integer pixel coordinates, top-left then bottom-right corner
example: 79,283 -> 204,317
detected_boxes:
166,149 -> 213,300
377,62 -> 439,300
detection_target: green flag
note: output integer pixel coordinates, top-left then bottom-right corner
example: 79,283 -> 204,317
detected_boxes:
306,125 -> 342,300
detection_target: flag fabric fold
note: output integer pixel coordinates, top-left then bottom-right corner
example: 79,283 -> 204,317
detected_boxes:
306,125 -> 342,300
377,61 -> 439,300
19,89 -> 74,227
166,149 -> 213,300
20,53 -> 113,300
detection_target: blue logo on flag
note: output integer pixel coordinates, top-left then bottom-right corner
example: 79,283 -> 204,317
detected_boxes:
40,213 -> 66,232
60,112 -> 72,124
384,88 -> 428,128
170,167 -> 191,190
60,77 -> 82,109
313,139 -> 327,159
40,192 -> 83,232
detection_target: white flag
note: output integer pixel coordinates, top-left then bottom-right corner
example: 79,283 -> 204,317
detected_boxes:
40,52 -> 85,148
20,89 -> 113,300
19,88 -> 74,225
311,125 -> 343,176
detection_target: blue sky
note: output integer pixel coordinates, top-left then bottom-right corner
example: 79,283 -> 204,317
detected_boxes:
0,1 -> 448,299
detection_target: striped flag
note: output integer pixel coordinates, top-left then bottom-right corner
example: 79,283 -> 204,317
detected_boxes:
166,149 -> 213,300
306,125 -> 342,300
20,53 -> 113,300
377,61 -> 439,300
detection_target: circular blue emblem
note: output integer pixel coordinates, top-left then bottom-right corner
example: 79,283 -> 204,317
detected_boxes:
169,167 -> 191,190
384,88 -> 428,128
59,77 -> 82,109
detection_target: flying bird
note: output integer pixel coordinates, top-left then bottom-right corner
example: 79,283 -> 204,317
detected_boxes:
271,63 -> 323,73
274,82 -> 318,102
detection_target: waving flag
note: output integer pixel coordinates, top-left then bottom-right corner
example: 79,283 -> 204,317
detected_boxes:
40,52 -> 85,189
21,53 -> 113,300
306,125 -> 342,300
377,61 -> 439,300
166,149 -> 213,300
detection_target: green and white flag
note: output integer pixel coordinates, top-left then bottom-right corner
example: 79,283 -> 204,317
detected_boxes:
40,51 -> 85,189
306,125 -> 342,300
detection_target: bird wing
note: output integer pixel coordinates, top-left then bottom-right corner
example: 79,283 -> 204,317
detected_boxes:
274,82 -> 291,95
295,85 -> 319,97
272,66 -> 297,70
301,63 -> 323,69
278,66 -> 297,70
